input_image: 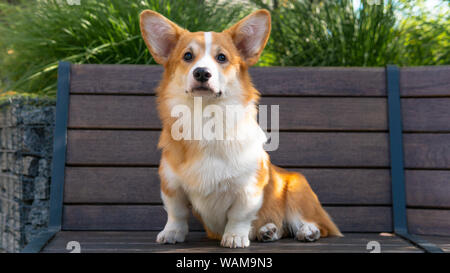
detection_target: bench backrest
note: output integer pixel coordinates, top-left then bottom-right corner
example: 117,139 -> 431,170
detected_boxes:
57,64 -> 450,236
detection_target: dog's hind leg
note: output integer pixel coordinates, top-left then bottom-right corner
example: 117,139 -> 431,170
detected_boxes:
257,223 -> 283,242
284,170 -> 342,241
287,215 -> 321,242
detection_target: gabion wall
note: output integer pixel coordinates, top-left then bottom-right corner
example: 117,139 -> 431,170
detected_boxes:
0,97 -> 55,252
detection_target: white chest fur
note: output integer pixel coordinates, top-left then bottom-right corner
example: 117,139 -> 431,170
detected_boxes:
160,92 -> 268,234
184,139 -> 265,234
161,117 -> 267,234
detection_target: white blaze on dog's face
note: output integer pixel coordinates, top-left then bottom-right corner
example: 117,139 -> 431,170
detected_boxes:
140,9 -> 271,102
183,32 -> 225,97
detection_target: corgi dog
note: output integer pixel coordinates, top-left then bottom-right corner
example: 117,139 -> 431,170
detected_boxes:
139,9 -> 342,248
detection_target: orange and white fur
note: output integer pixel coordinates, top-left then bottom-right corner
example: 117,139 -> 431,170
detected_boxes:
140,9 -> 342,248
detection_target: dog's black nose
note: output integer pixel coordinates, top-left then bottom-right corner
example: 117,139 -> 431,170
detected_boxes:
193,67 -> 211,82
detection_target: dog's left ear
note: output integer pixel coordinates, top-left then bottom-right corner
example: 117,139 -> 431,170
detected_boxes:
140,10 -> 185,65
225,9 -> 271,66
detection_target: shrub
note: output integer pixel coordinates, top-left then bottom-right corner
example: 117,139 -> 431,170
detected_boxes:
252,0 -> 400,66
0,0 -> 448,96
395,0 -> 449,65
0,0 -> 248,96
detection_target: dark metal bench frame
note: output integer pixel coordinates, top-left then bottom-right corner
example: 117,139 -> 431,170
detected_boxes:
21,61 -> 444,253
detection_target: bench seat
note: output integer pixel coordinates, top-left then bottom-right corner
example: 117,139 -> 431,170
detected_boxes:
21,63 -> 450,253
417,236 -> 450,253
41,232 -> 423,253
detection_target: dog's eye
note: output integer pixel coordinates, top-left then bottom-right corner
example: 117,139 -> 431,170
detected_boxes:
183,52 -> 193,62
216,53 -> 227,63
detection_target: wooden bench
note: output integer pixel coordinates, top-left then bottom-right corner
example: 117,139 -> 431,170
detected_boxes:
23,62 -> 450,253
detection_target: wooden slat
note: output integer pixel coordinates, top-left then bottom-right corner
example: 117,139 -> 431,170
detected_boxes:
66,130 -> 389,167
252,67 -> 386,96
303,169 -> 391,205
66,130 -> 161,165
68,95 -> 388,131
405,170 -> 450,208
68,95 -> 161,129
270,132 -> 389,167
408,209 -> 450,236
68,96 -> 450,133
400,66 -> 450,97
70,64 -> 450,96
260,97 -> 387,131
64,168 -> 450,209
404,134 -> 450,169
70,64 -> 386,96
64,167 -> 161,204
63,167 -> 391,205
417,235 -> 450,253
61,205 -> 392,232
402,98 -> 450,131
68,96 -> 450,132
42,232 -> 421,253
70,64 -> 161,95
325,206 -> 392,232
61,205 -> 200,231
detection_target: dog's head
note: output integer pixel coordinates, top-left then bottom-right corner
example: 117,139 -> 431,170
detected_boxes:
140,9 -> 271,101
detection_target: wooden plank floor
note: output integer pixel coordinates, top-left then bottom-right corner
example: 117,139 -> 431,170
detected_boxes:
41,232 -> 422,253
418,236 -> 450,253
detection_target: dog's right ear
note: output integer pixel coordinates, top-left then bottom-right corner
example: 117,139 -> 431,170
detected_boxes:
140,10 -> 185,65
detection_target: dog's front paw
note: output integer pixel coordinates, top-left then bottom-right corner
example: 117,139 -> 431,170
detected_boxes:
221,232 -> 250,248
156,228 -> 188,244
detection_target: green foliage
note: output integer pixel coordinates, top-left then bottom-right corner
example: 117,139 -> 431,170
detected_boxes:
0,0 -> 248,96
0,0 -> 448,97
253,0 -> 400,66
395,0 -> 450,65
